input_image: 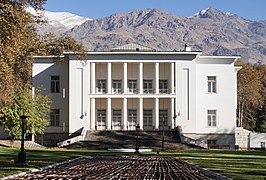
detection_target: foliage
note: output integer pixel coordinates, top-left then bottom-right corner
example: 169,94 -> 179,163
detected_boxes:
0,0 -> 46,106
0,0 -> 85,139
0,88 -> 51,140
236,61 -> 266,131
36,33 -> 84,56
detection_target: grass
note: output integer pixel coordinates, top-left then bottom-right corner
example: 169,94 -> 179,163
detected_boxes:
0,147 -> 266,179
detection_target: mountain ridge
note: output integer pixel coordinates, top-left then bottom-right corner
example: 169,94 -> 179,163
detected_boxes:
32,7 -> 266,64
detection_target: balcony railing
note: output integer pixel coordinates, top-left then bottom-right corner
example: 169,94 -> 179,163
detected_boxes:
112,88 -> 123,94
96,88 -> 106,94
143,89 -> 154,94
159,89 -> 170,94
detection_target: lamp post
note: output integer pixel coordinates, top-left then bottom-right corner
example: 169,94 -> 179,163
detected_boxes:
135,124 -> 140,154
161,116 -> 165,151
18,115 -> 27,164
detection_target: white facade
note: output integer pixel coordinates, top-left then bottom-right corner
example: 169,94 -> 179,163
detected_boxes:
32,46 -> 240,147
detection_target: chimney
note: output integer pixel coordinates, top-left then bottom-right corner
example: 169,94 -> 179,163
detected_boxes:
185,43 -> 191,52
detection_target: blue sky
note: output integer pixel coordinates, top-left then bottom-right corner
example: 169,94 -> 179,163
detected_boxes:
44,0 -> 266,21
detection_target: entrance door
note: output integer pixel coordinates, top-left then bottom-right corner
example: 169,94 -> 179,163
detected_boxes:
112,109 -> 122,130
97,109 -> 106,130
128,109 -> 137,130
159,110 -> 168,130
143,110 -> 153,130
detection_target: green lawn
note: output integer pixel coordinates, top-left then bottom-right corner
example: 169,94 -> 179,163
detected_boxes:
0,147 -> 266,179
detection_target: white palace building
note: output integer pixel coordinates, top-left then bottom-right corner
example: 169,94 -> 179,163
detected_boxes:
32,43 -> 241,148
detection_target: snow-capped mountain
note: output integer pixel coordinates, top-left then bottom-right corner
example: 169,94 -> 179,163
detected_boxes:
26,7 -> 92,34
188,7 -> 235,19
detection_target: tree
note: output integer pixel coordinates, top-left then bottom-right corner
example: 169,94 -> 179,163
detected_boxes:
0,88 -> 51,140
0,0 -> 85,140
0,0 -> 46,106
236,61 -> 263,130
255,65 -> 266,132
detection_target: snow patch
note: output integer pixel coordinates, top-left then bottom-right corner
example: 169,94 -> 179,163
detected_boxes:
26,7 -> 92,29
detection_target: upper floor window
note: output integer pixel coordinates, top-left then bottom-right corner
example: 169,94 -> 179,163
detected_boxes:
143,80 -> 153,94
97,80 -> 106,94
159,80 -> 168,94
128,80 -> 137,93
207,76 -> 216,93
207,110 -> 217,127
50,109 -> 60,126
112,80 -> 122,94
51,76 -> 60,93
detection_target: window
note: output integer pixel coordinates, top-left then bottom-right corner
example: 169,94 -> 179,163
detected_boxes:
128,80 -> 137,93
97,109 -> 106,129
112,109 -> 121,129
112,80 -> 122,94
97,80 -> 106,93
50,109 -> 60,126
207,76 -> 216,93
207,140 -> 217,145
159,110 -> 168,127
128,109 -> 137,130
51,76 -> 60,93
143,110 -> 153,129
159,80 -> 168,94
143,80 -> 153,93
207,110 -> 217,127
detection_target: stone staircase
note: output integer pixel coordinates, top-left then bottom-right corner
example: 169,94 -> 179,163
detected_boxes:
65,129 -> 203,151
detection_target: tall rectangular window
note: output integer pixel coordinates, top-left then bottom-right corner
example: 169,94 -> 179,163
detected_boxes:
207,110 -> 217,127
97,109 -> 106,129
112,80 -> 122,94
159,110 -> 168,127
207,76 -> 216,93
51,76 -> 60,93
143,110 -> 153,129
143,80 -> 153,93
128,80 -> 137,93
97,80 -> 106,93
112,109 -> 121,129
50,109 -> 60,126
128,109 -> 137,130
159,80 -> 168,94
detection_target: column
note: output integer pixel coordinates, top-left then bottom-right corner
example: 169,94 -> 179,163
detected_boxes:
154,98 -> 159,129
108,63 -> 112,94
138,62 -> 143,94
175,62 -> 179,124
91,62 -> 95,94
154,62 -> 159,94
123,98 -> 127,130
87,62 -> 91,94
139,98 -> 143,129
107,98 -> 112,130
124,63 -> 128,94
170,62 -> 175,94
171,98 -> 175,129
87,97 -> 91,129
90,98 -> 95,130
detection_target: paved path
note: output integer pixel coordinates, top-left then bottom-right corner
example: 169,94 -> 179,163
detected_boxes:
11,156 -> 228,180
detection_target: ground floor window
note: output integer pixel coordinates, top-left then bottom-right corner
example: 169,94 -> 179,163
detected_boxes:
128,109 -> 137,130
112,109 -> 122,130
144,110 -> 153,129
207,110 -> 217,127
97,109 -> 106,129
159,110 -> 168,128
50,109 -> 60,126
